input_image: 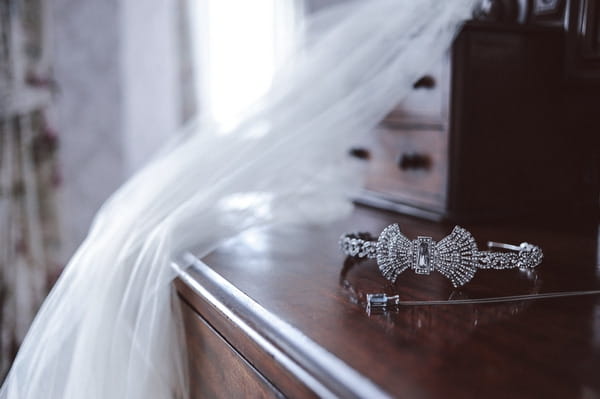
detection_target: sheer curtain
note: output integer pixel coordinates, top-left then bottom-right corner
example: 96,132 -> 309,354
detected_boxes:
0,0 -> 62,380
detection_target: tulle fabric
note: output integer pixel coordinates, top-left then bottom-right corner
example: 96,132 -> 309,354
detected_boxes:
0,1 -> 477,397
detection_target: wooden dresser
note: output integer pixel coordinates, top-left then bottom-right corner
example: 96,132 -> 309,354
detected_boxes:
352,5 -> 600,228
174,206 -> 600,398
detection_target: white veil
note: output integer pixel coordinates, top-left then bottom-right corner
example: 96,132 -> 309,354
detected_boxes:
0,1 -> 477,397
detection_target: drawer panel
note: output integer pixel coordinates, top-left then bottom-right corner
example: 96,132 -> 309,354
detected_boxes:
359,127 -> 448,210
384,56 -> 450,127
179,298 -> 284,399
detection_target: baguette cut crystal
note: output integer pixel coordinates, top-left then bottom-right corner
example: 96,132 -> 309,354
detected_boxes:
418,241 -> 429,268
366,293 -> 388,308
414,237 -> 433,274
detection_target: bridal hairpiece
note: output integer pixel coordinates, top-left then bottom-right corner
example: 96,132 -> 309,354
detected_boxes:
339,224 -> 543,288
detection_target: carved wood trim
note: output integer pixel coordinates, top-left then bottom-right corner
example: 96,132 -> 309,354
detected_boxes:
530,0 -> 567,25
567,0 -> 600,80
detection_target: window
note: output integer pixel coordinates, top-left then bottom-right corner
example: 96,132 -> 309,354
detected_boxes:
192,1 -> 302,128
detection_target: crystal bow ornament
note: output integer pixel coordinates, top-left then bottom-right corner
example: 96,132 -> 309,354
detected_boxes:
372,224 -> 542,288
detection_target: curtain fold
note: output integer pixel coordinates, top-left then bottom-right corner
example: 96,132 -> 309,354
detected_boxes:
0,111 -> 62,380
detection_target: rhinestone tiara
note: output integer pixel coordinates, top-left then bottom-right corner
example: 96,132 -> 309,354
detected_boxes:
339,224 -> 543,288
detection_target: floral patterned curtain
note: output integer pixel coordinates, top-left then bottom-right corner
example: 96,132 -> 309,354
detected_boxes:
0,0 -> 62,380
0,111 -> 62,380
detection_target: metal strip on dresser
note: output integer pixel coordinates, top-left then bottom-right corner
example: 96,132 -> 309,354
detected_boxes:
173,253 -> 393,399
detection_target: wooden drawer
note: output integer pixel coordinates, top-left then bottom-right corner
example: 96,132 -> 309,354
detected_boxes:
179,298 -> 283,399
385,57 -> 450,127
360,127 -> 448,210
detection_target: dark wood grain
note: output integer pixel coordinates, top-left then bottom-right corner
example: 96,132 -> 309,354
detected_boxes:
176,205 -> 600,399
449,24 -> 567,222
179,298 -> 284,399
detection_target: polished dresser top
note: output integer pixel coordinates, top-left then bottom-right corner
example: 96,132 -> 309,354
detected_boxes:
175,205 -> 600,398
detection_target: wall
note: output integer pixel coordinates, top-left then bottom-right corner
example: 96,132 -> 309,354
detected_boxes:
50,0 -> 180,256
50,0 -> 341,256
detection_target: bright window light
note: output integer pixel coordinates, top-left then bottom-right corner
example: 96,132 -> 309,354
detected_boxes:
193,1 -> 300,128
207,1 -> 275,125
